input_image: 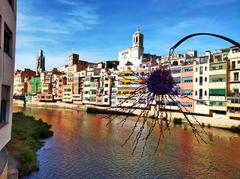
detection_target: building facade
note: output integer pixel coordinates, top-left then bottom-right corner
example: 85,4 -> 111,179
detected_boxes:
209,51 -> 228,114
13,68 -> 36,96
0,0 -> 16,178
194,55 -> 210,115
227,47 -> 240,119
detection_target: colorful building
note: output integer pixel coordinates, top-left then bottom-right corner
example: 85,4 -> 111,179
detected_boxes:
227,47 -> 240,119
62,84 -> 73,103
72,70 -> 86,104
179,62 -> 194,113
38,72 -> 53,101
56,75 -> 67,101
13,68 -> 36,96
209,50 -> 228,114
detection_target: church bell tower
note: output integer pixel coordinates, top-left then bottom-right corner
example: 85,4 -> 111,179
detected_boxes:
36,49 -> 46,75
132,27 -> 144,59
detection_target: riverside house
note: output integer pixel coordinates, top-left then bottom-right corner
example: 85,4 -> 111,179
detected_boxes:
0,0 -> 17,178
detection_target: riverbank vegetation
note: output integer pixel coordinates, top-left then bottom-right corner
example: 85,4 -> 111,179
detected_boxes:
7,112 -> 53,176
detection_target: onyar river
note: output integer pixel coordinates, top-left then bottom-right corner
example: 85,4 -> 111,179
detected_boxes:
13,105 -> 240,178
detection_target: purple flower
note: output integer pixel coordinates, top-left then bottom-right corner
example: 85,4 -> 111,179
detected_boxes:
146,69 -> 177,95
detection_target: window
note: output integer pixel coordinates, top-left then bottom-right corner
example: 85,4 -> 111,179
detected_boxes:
104,98 -> 108,102
182,77 -> 193,83
1,86 -> 10,124
205,77 -> 207,82
210,101 -> 226,107
210,63 -> 227,70
91,90 -> 97,95
181,102 -> 192,107
233,89 -> 239,94
105,83 -> 108,87
211,66 -> 216,70
172,61 -> 178,66
195,78 -> 198,82
181,89 -> 193,96
171,68 -> 181,74
205,90 -> 207,96
64,88 -> 71,92
195,91 -> 197,96
209,74 -> 226,82
4,23 -> 13,57
205,66 -> 207,71
215,55 -> 222,62
199,89 -> 203,99
234,72 -> 239,81
195,67 -> 198,72
200,66 -> 203,75
182,67 -> 193,72
238,60 -> 240,64
209,89 -> 226,96
232,61 -> 236,69
199,77 -> 203,85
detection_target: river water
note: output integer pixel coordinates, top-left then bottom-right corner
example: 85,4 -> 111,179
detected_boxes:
13,106 -> 240,179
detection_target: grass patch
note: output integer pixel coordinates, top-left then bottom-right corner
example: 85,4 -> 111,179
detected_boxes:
7,112 -> 53,177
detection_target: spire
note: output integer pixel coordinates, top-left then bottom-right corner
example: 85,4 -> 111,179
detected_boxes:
36,49 -> 45,75
39,49 -> 43,57
137,26 -> 141,32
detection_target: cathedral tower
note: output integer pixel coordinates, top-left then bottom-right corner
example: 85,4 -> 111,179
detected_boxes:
132,27 -> 144,48
132,27 -> 144,59
36,49 -> 45,75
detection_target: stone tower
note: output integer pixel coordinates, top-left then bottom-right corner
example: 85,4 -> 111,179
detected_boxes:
36,49 -> 45,75
132,27 -> 144,59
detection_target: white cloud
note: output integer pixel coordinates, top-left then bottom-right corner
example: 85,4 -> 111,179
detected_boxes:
17,0 -> 100,34
56,0 -> 78,6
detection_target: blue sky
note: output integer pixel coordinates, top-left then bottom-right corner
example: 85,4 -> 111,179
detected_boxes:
16,0 -> 240,70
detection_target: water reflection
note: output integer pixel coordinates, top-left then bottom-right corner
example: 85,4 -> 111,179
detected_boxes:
13,106 -> 240,178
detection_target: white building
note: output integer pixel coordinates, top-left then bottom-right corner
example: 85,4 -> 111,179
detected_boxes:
193,54 -> 210,115
118,28 -> 144,71
227,47 -> 240,119
0,0 -> 16,178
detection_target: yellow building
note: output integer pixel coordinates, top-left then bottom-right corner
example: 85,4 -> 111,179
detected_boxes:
113,70 -> 148,108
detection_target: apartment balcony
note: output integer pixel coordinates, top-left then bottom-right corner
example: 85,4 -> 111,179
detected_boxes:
39,94 -> 54,102
72,94 -> 82,101
209,100 -> 227,111
227,96 -> 240,107
229,52 -> 240,59
209,96 -> 226,101
210,105 -> 226,111
209,69 -> 226,75
227,112 -> 240,118
208,82 -> 226,88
